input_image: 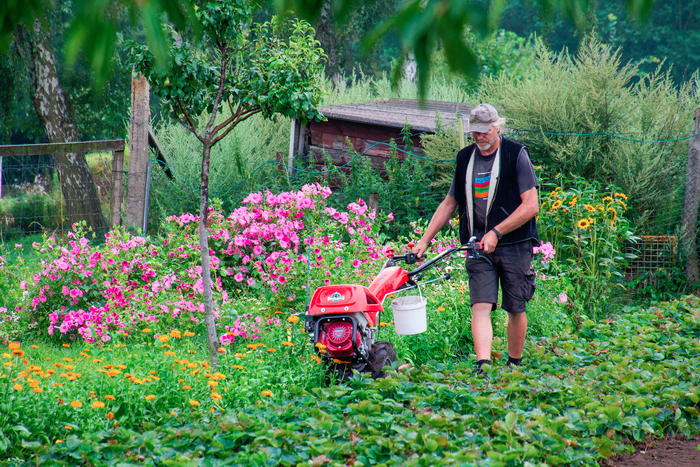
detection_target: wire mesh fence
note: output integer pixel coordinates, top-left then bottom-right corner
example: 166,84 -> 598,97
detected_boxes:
0,140 -> 126,242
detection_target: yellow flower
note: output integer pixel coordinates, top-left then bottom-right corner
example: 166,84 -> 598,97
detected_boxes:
602,196 -> 613,203
596,204 -> 604,211
189,399 -> 200,406
550,200 -> 562,210
183,385 -> 192,390
55,440 -> 63,444
437,306 -> 445,312
105,395 -> 115,400
62,344 -> 70,348
164,351 -> 176,356
614,192 -> 628,200
8,342 -> 20,351
107,412 -> 114,420
211,391 -> 222,401
585,204 -> 595,212
92,401 -> 105,408
32,388 -> 43,393
142,328 -> 151,333
158,335 -> 170,342
577,219 -> 591,230
282,342 -> 294,347
70,401 -> 82,408
184,331 -> 195,337
568,197 -> 578,207
145,395 -> 155,401
31,345 -> 38,349
170,330 -> 182,339
261,390 -> 272,397
233,365 -> 244,370
267,348 -> 276,353
13,384 -> 22,391
607,207 -> 617,221
287,315 -> 300,323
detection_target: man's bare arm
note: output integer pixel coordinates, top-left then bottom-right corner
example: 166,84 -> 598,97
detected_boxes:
413,195 -> 458,257
481,187 -> 539,253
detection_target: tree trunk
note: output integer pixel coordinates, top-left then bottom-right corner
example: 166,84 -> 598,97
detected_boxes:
682,108 -> 700,285
27,20 -> 107,234
199,141 -> 219,366
315,0 -> 340,83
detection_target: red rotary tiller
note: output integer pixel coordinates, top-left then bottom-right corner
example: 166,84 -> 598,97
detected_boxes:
304,237 -> 486,380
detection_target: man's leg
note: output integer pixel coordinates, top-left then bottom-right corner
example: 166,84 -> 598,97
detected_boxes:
506,312 -> 527,359
471,303 -> 494,361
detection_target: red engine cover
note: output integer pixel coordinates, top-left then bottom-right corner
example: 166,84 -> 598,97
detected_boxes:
308,285 -> 382,325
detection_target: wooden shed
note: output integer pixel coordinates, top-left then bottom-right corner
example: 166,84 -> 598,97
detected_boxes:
289,98 -> 472,170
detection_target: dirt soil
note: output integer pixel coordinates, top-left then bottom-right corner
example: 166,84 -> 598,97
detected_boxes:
607,436 -> 700,467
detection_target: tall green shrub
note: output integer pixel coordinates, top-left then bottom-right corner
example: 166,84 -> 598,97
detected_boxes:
480,38 -> 700,234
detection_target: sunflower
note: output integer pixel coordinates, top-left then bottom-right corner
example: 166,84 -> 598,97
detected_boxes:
614,192 -> 628,200
585,204 -> 595,212
596,204 -> 604,211
577,219 -> 591,230
551,200 -> 562,210
602,196 -> 613,203
568,197 -> 578,207
607,207 -> 617,221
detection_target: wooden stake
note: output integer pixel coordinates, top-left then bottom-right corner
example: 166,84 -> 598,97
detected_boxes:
681,108 -> 700,284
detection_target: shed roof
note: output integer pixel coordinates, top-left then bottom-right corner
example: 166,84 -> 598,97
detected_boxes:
319,98 -> 472,133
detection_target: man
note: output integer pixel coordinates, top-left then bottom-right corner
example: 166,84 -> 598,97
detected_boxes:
413,104 -> 539,376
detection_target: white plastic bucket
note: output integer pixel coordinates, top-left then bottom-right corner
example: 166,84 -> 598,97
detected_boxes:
391,295 -> 427,335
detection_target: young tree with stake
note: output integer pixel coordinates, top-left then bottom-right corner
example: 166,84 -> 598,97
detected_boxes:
131,0 -> 325,365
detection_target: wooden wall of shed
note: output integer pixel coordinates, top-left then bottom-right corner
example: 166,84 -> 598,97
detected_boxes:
307,119 -> 424,170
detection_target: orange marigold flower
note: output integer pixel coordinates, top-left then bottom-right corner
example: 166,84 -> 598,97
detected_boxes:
189,399 -> 200,406
62,344 -> 70,348
142,328 -> 151,333
246,344 -> 257,350
261,390 -> 272,397
11,350 -> 24,358
92,401 -> 105,408
287,315 -> 300,323
106,412 -> 114,420
158,335 -> 170,342
164,351 -> 176,356
233,365 -> 244,370
183,385 -> 192,390
8,342 -> 20,351
208,381 -> 218,387
183,331 -> 195,337
105,395 -> 115,400
70,401 -> 82,408
13,384 -> 22,391
437,307 -> 446,311
32,345 -> 39,349
63,358 -> 73,362
267,348 -> 276,353
211,391 -> 222,401
170,330 -> 182,339
282,342 -> 294,347
145,394 -> 155,401
32,388 -> 43,393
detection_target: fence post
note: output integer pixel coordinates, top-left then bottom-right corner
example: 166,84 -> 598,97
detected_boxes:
126,72 -> 150,232
110,149 -> 125,227
681,108 -> 700,284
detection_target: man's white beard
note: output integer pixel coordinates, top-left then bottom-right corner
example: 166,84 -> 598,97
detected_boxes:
476,140 -> 495,153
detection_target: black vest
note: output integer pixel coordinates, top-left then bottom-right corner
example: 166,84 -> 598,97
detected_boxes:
453,137 -> 539,246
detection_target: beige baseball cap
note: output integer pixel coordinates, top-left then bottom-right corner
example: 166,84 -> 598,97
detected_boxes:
468,104 -> 499,133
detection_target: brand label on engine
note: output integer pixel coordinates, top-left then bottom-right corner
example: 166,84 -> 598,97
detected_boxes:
328,292 -> 345,302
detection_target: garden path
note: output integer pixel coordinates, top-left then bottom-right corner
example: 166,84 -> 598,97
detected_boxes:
609,436 -> 699,466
